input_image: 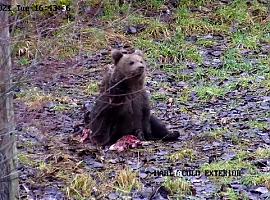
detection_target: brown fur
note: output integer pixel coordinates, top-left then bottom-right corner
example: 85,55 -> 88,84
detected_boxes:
85,49 -> 179,146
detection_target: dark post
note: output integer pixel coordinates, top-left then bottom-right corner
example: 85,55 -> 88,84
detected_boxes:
0,0 -> 18,199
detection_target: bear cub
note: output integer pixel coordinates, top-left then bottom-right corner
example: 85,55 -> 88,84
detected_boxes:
85,49 -> 179,146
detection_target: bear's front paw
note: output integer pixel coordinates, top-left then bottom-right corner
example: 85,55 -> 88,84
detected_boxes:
135,129 -> 145,140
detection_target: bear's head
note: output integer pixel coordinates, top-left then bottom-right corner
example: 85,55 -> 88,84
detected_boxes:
111,49 -> 146,79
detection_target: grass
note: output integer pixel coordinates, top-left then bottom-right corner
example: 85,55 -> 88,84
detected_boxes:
144,0 -> 166,10
84,81 -> 99,95
183,44 -> 203,64
133,0 -> 166,10
215,0 -> 251,25
176,6 -> 229,35
233,76 -> 255,89
241,173 -> 270,189
207,68 -> 229,80
177,88 -> 192,104
66,173 -> 95,200
101,0 -> 130,21
231,31 -> 259,50
230,133 -> 242,145
194,85 -> 227,101
169,148 -> 196,161
51,103 -> 73,111
194,67 -> 206,81
38,161 -> 54,174
135,37 -> 182,65
201,159 -> 257,185
135,33 -> 202,66
143,19 -> 171,39
151,92 -> 167,101
16,87 -> 77,111
180,0 -> 210,7
18,57 -> 31,66
18,153 -> 36,167
248,120 -> 269,130
222,48 -> 253,73
196,38 -> 217,47
16,87 -> 53,107
199,128 -> 228,141
114,168 -> 142,193
80,27 -> 108,50
163,177 -> 193,196
40,26 -> 110,59
220,188 -> 247,200
254,147 -> 270,159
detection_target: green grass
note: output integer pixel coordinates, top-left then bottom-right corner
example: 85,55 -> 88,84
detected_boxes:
194,85 -> 227,101
179,0 -> 210,7
16,87 -> 53,106
18,57 -> 31,66
18,153 -> 36,167
169,148 -> 196,161
194,67 -> 205,81
199,128 -> 228,141
207,68 -> 229,80
196,38 -> 217,47
176,6 -> 229,35
147,0 -> 166,9
135,33 -> 202,66
51,103 -> 73,112
80,27 -> 108,50
248,0 -> 268,22
254,147 -> 270,159
135,0 -> 166,10
233,76 -> 256,89
222,48 -> 253,72
151,92 -> 167,101
248,121 -> 269,130
220,188 -> 248,200
84,81 -> 99,95
47,25 -> 109,59
177,88 -> 192,103
163,177 -> 193,196
162,65 -> 187,77
115,168 -> 142,193
241,173 -> 270,188
216,0 -> 251,25
201,159 -> 257,185
231,31 -> 259,50
183,44 -> 203,64
38,161 -> 54,174
143,19 -> 171,39
66,173 -> 95,200
101,0 -> 129,21
135,38 -> 182,65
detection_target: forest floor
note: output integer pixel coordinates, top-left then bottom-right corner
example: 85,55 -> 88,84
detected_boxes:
13,0 -> 270,199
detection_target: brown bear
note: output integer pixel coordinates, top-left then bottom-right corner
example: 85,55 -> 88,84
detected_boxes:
85,49 -> 179,146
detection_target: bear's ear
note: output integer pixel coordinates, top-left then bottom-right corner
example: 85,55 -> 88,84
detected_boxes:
134,49 -> 144,57
111,49 -> 123,65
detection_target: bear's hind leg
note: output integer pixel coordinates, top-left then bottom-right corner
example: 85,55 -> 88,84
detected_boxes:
150,115 -> 179,141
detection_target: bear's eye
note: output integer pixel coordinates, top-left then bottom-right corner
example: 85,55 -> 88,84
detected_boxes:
129,61 -> 134,65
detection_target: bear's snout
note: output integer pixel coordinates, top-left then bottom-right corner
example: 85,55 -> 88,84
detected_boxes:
138,65 -> 145,70
129,65 -> 145,77
136,65 -> 145,74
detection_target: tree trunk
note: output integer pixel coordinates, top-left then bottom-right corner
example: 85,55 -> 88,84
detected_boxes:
0,0 -> 18,199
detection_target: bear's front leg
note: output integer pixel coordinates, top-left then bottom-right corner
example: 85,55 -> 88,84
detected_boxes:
135,129 -> 145,140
